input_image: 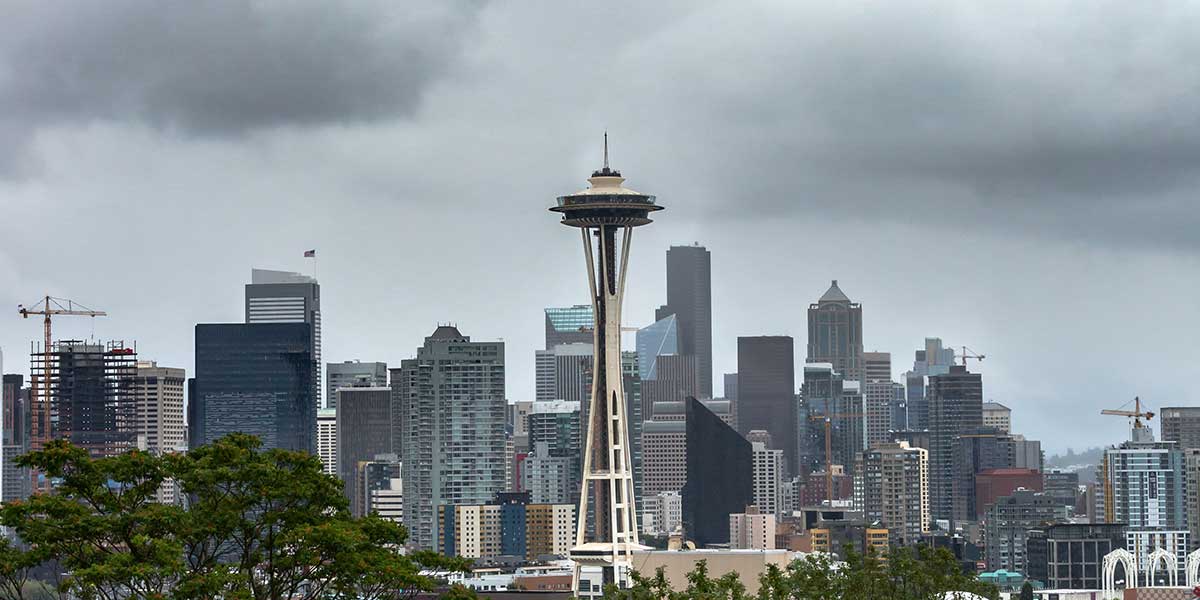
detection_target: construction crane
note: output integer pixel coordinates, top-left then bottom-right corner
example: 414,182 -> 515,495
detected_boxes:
808,412 -> 864,504
17,296 -> 106,492
1101,396 -> 1154,431
959,346 -> 985,367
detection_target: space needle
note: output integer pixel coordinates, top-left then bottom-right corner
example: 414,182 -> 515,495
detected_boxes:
550,135 -> 661,595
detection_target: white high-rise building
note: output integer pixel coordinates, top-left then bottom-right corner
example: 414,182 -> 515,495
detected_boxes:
1102,425 -> 1188,585
641,490 -> 682,535
133,361 -> 186,504
751,442 -> 784,519
317,408 -> 337,477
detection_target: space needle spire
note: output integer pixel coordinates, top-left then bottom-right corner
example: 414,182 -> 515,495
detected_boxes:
550,136 -> 662,596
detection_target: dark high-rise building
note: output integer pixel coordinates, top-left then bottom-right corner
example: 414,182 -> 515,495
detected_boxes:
682,397 -> 752,547
951,427 -> 1023,522
723,373 -> 738,401
927,365 -> 983,522
396,325 -> 506,550
806,280 -> 863,381
1161,407 -> 1200,450
655,245 -> 713,398
544,305 -> 594,350
326,360 -> 387,410
2,374 -> 31,502
799,363 -> 843,475
983,489 -> 1068,572
640,354 -> 698,419
245,269 -> 321,409
1025,523 -> 1127,590
336,387 -> 393,516
194,323 -> 316,453
902,338 -> 955,431
30,341 -> 138,459
737,336 -> 796,475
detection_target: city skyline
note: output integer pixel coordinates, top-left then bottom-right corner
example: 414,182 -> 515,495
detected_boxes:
3,3 -> 1200,455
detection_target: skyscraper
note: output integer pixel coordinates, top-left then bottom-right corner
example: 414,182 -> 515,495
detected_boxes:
2,374 -> 30,503
549,141 -> 661,593
983,489 -> 1067,572
396,326 -> 506,551
682,397 -> 753,547
1161,407 -> 1200,450
535,343 -> 593,403
806,281 -> 863,381
635,314 -> 678,380
751,442 -> 785,519
927,364 -> 983,522
524,400 -> 582,504
545,305 -> 594,349
30,340 -> 139,459
656,245 -> 712,398
855,441 -> 929,546
317,407 -> 337,477
902,338 -> 955,431
337,387 -> 393,516
326,360 -> 387,410
245,269 -> 321,409
951,427 -> 1041,522
1102,431 -> 1188,583
737,336 -> 796,475
640,354 -> 698,419
194,323 -> 316,453
133,361 -> 186,455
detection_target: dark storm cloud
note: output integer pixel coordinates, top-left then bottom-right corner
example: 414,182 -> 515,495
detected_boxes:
0,1 -> 481,168
614,2 -> 1200,249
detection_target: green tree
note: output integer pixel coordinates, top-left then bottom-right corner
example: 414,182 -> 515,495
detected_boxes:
0,536 -> 53,600
1019,581 -> 1034,600
1,434 -> 468,600
0,440 -> 184,599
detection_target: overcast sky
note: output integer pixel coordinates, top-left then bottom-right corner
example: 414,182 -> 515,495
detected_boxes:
1,1 -> 1198,453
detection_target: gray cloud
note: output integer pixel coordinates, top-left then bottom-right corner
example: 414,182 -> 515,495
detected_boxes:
0,1 -> 481,169
0,1 -> 1198,453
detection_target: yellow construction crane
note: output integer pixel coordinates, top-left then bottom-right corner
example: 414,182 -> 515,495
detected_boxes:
809,412 -> 864,504
959,346 -> 985,367
1099,397 -> 1155,521
1100,396 -> 1154,431
17,296 -> 106,491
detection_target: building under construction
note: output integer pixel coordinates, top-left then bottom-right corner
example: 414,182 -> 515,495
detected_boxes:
30,340 -> 139,460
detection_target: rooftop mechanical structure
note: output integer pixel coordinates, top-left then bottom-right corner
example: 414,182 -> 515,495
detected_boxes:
550,137 -> 662,596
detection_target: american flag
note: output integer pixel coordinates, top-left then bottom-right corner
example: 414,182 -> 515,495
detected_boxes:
303,249 -> 316,258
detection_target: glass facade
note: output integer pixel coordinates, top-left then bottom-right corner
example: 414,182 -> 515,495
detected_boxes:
635,314 -> 678,380
544,305 -> 594,349
194,323 -> 316,453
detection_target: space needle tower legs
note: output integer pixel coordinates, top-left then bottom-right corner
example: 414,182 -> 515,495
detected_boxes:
550,137 -> 663,596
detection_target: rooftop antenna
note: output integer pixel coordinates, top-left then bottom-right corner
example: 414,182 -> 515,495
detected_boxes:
603,131 -> 610,170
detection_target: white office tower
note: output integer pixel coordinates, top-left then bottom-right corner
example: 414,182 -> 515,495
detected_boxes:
317,408 -> 337,477
549,138 -> 662,596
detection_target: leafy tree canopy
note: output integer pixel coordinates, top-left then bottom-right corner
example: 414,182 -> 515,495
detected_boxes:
0,434 -> 471,600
